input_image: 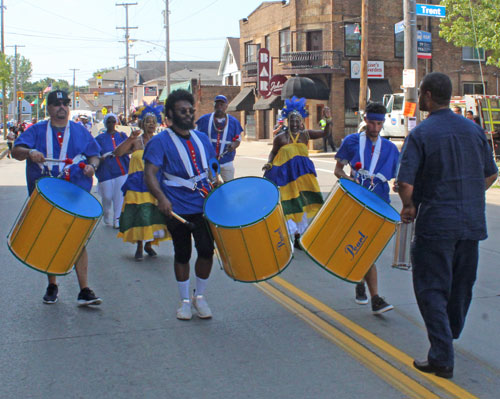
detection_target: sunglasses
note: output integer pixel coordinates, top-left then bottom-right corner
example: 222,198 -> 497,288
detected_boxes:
51,100 -> 70,107
175,107 -> 195,115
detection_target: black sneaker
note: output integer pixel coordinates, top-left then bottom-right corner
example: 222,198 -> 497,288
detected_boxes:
371,295 -> 394,314
43,283 -> 58,304
355,283 -> 368,305
77,288 -> 102,306
294,236 -> 302,250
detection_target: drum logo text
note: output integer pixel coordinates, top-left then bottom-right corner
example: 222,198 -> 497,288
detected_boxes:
345,231 -> 368,259
275,227 -> 285,250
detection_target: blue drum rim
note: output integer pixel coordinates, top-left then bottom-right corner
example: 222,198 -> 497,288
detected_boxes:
339,178 -> 400,223
36,177 -> 103,220
203,176 -> 281,229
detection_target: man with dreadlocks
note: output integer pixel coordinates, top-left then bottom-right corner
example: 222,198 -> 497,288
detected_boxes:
262,97 -> 331,248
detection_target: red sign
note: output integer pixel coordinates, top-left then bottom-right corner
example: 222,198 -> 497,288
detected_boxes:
258,48 -> 272,98
269,75 -> 287,96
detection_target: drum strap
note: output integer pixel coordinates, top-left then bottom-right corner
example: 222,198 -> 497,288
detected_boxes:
163,128 -> 209,191
208,113 -> 229,157
46,121 -> 71,173
358,132 -> 381,177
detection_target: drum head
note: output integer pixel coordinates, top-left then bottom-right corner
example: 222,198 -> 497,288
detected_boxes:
36,178 -> 103,219
204,177 -> 279,228
340,178 -> 400,222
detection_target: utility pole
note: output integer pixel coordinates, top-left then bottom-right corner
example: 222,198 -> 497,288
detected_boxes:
358,0 -> 368,120
7,44 -> 25,125
1,0 -> 7,137
163,0 -> 170,96
70,68 -> 79,110
404,0 -> 418,135
116,2 -> 137,120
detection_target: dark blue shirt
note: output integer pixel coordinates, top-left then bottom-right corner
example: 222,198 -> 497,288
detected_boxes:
397,108 -> 498,240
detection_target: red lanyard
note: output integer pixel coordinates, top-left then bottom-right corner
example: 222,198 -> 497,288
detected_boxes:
111,134 -> 125,175
213,119 -> 227,157
56,131 -> 64,146
186,139 -> 209,197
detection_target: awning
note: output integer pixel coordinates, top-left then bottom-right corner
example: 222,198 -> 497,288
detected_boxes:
253,95 -> 283,110
158,81 -> 192,102
281,77 -> 330,100
344,79 -> 393,109
227,87 -> 255,112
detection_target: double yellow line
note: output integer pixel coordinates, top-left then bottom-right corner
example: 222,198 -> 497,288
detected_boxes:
257,276 -> 479,399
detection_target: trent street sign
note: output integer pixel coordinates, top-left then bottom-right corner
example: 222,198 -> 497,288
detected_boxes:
416,4 -> 446,18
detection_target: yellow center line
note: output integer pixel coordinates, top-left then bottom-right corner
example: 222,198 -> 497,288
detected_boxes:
257,281 -> 438,399
271,276 -> 479,399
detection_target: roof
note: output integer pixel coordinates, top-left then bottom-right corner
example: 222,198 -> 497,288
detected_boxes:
144,68 -> 221,86
87,67 -> 139,84
227,38 -> 241,69
245,2 -> 284,20
136,61 -> 220,83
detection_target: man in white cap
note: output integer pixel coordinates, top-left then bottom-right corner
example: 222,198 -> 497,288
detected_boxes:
196,94 -> 243,181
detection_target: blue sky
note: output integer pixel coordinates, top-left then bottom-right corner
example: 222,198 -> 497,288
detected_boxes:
4,0 -> 266,86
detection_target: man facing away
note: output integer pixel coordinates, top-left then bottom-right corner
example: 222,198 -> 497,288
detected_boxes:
398,72 -> 498,378
196,94 -> 243,182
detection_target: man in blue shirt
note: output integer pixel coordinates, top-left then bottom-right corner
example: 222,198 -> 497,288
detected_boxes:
196,94 -> 243,182
398,72 -> 498,379
335,102 -> 399,314
12,90 -> 103,307
144,90 -> 217,321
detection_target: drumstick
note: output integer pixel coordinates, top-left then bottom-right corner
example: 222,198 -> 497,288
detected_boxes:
171,212 -> 196,231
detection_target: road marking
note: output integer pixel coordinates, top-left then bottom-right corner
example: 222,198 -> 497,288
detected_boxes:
257,281 -> 439,399
269,277 -> 480,399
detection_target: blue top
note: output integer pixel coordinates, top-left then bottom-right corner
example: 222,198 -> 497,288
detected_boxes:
340,178 -> 400,222
94,131 -> 130,182
37,177 -> 102,218
336,133 -> 400,203
14,120 -> 101,194
397,108 -> 498,240
143,129 -> 216,215
196,113 -> 243,165
204,177 -> 279,226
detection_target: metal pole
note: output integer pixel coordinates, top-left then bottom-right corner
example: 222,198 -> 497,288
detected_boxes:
13,45 -> 17,124
358,0 -> 368,119
404,0 -> 418,136
1,0 -> 7,138
70,68 -> 79,110
164,0 -> 170,96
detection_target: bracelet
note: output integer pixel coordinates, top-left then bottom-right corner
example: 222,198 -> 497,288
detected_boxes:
90,163 -> 98,171
28,149 -> 37,154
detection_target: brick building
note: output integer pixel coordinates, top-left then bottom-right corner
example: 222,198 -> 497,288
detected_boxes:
231,0 -> 499,147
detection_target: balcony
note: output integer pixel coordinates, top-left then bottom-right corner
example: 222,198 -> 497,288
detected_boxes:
280,50 -> 344,73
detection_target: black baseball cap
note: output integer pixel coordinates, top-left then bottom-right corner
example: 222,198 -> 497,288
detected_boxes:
47,90 -> 70,105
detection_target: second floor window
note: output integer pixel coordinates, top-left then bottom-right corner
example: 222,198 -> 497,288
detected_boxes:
462,46 -> 485,61
345,23 -> 361,57
463,82 -> 485,95
245,42 -> 259,63
395,31 -> 404,58
279,29 -> 291,61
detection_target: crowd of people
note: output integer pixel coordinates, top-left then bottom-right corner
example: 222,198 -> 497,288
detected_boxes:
9,71 -> 498,380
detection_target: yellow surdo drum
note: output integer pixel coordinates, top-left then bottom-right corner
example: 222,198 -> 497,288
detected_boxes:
204,176 -> 293,282
8,178 -> 102,275
300,178 -> 400,283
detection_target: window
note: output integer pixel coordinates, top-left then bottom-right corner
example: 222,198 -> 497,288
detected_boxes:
265,35 -> 271,50
245,42 -> 259,62
345,23 -> 361,57
463,82 -> 485,95
229,53 -> 234,64
279,29 -> 291,61
395,31 -> 404,58
462,47 -> 485,61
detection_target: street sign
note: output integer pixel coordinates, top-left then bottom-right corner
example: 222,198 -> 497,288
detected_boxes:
417,30 -> 432,59
350,61 -> 384,79
402,69 -> 416,88
101,107 -> 108,116
416,4 -> 446,18
394,20 -> 405,34
257,48 -> 272,98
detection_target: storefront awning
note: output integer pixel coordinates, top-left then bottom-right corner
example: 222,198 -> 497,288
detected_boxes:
345,79 -> 393,110
227,87 -> 255,112
281,77 -> 330,100
253,95 -> 283,110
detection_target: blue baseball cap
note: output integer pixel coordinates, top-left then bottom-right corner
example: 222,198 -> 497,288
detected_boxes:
214,94 -> 228,103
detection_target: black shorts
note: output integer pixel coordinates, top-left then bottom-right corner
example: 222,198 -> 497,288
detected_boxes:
166,213 -> 214,264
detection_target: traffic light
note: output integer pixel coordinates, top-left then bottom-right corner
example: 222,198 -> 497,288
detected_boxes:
75,91 -> 80,100
38,91 -> 43,99
17,91 -> 24,101
93,91 -> 99,100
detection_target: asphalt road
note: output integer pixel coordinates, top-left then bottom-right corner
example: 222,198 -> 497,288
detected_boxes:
0,140 -> 499,399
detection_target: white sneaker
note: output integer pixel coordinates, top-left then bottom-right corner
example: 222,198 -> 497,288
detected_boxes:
113,219 -> 120,229
176,299 -> 192,320
192,295 -> 212,319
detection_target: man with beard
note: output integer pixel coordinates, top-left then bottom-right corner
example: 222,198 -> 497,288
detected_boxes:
398,72 -> 498,378
196,94 -> 243,182
144,89 -> 217,320
12,90 -> 102,306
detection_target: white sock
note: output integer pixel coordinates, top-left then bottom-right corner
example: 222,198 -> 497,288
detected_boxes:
195,276 -> 208,297
177,279 -> 190,301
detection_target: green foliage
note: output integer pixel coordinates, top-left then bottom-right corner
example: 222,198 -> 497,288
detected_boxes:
439,0 -> 500,67
0,53 -> 12,86
7,55 -> 32,89
93,67 -> 116,78
22,78 -> 71,103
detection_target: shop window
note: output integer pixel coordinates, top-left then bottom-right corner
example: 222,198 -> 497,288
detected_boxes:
345,23 -> 361,57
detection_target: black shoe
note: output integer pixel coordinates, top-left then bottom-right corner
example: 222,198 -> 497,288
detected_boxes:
135,248 -> 143,261
294,236 -> 302,250
77,288 -> 102,306
371,295 -> 394,314
355,283 -> 368,305
43,283 -> 58,304
144,246 -> 157,257
413,360 -> 453,379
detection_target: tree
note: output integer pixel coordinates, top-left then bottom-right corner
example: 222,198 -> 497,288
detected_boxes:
8,55 -> 32,89
439,0 -> 500,68
93,67 -> 116,77
0,53 -> 12,87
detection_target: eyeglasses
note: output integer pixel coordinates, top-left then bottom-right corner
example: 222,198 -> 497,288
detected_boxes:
175,107 -> 195,115
51,100 -> 70,107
